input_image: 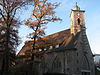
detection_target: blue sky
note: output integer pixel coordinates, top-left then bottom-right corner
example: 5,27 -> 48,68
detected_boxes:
18,0 -> 100,54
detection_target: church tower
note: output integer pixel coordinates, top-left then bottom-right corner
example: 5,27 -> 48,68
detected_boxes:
70,3 -> 85,35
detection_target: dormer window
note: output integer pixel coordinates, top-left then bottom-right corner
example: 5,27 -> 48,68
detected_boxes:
44,48 -> 46,51
55,44 -> 59,48
49,46 -> 53,49
39,49 -> 42,51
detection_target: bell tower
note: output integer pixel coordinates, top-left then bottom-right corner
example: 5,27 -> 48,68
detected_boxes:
70,3 -> 85,35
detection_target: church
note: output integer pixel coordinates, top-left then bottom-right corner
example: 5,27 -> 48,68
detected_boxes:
17,4 -> 95,75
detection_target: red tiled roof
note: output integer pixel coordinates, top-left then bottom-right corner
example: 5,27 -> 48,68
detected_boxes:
18,29 -> 80,56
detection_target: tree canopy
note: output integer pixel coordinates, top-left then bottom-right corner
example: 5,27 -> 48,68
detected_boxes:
0,0 -> 32,75
25,0 -> 61,53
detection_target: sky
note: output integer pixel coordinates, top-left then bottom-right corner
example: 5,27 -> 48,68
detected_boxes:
18,0 -> 100,54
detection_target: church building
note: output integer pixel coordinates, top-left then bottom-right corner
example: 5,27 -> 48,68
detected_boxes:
18,4 -> 95,75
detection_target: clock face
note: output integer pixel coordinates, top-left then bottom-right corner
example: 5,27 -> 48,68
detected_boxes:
77,13 -> 80,16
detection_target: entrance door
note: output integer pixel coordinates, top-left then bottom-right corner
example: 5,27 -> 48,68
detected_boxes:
43,73 -> 67,75
82,72 -> 90,75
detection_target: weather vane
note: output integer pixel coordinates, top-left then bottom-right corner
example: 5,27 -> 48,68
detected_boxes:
76,2 -> 77,6
74,0 -> 79,6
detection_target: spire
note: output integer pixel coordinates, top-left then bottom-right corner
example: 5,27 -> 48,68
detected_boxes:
73,2 -> 80,10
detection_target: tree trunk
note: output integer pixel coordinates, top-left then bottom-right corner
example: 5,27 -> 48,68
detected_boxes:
2,27 -> 10,75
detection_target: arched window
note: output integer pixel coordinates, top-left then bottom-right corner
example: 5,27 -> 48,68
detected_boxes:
77,18 -> 80,25
51,56 -> 62,72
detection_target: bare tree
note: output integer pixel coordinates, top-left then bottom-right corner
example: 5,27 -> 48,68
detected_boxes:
0,0 -> 32,75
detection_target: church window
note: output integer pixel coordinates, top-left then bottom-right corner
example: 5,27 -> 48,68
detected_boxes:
77,53 -> 78,56
67,53 -> 72,63
77,60 -> 79,63
77,68 -> 79,71
77,18 -> 80,25
67,68 -> 70,71
52,57 -> 62,72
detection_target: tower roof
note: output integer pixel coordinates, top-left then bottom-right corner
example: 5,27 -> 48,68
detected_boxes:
73,2 -> 80,10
